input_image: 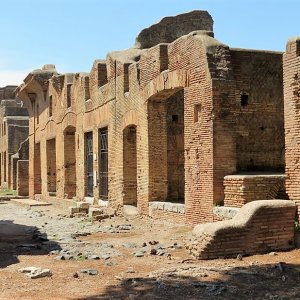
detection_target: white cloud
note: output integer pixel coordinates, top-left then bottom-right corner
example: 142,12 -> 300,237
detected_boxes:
0,70 -> 30,87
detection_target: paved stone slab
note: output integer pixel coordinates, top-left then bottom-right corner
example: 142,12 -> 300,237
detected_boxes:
11,198 -> 52,207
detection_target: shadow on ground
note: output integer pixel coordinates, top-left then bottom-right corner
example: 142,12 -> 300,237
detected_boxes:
0,219 -> 61,268
76,263 -> 300,300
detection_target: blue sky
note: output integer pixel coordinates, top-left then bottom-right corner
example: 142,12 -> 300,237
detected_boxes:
0,0 -> 299,86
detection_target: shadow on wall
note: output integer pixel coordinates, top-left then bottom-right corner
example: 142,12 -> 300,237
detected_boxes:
0,215 -> 61,268
76,263 -> 300,299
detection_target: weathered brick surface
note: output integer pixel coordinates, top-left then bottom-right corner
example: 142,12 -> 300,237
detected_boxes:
149,202 -> 186,223
212,206 -> 239,221
231,50 -> 284,172
224,174 -> 286,207
17,160 -> 29,196
0,98 -> 29,190
15,11 -> 285,225
187,200 -> 296,259
0,86 -> 17,100
283,37 -> 300,220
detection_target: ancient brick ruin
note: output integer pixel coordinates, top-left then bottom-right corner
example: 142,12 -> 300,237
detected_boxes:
1,10 -> 299,258
0,86 -> 29,194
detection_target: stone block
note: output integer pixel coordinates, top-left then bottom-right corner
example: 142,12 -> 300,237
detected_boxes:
76,202 -> 90,209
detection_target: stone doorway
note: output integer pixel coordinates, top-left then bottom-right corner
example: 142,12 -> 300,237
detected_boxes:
123,125 -> 137,206
148,89 -> 185,203
84,132 -> 93,197
46,138 -> 56,194
34,143 -> 42,194
99,127 -> 108,201
64,126 -> 76,199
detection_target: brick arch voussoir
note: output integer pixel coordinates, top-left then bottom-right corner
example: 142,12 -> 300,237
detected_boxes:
141,69 -> 189,103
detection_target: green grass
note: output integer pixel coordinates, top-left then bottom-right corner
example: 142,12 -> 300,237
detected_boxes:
0,188 -> 17,196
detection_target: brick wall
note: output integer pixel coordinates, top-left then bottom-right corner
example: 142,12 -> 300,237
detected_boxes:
17,160 -> 29,196
284,37 -> 300,220
224,174 -> 286,207
149,202 -> 186,223
231,49 -> 284,172
187,200 -> 296,259
0,99 -> 29,190
0,86 -> 17,100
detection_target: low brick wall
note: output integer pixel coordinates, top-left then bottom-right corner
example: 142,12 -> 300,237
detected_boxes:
187,200 -> 296,259
224,174 -> 286,207
149,202 -> 186,223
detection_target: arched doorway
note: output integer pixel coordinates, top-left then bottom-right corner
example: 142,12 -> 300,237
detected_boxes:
148,89 -> 184,203
123,125 -> 137,206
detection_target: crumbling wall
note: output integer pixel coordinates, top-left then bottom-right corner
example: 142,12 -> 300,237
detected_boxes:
135,10 -> 213,49
231,49 -> 284,172
0,86 -> 17,100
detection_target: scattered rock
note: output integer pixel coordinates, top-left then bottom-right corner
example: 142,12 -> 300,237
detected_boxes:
236,254 -> 243,261
142,242 -> 147,247
80,269 -> 99,276
89,255 -> 100,260
276,262 -> 286,272
269,252 -> 278,256
157,250 -> 165,256
126,267 -> 135,273
149,241 -> 159,245
19,267 -> 52,279
55,254 -> 73,260
150,248 -> 157,255
122,243 -> 137,249
172,243 -> 183,250
73,272 -> 79,278
101,255 -> 110,260
134,251 -> 145,257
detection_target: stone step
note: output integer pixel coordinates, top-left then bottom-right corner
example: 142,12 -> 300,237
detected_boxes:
10,198 -> 52,207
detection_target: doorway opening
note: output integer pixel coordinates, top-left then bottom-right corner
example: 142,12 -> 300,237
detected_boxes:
64,126 -> 76,198
123,125 -> 137,206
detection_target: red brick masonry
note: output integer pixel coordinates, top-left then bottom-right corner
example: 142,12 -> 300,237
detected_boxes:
187,200 -> 296,259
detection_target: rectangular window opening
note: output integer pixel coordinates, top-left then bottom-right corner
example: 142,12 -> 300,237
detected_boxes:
49,96 -> 53,117
194,104 -> 202,123
67,84 -> 72,108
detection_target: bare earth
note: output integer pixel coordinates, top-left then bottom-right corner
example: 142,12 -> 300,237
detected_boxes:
0,200 -> 300,300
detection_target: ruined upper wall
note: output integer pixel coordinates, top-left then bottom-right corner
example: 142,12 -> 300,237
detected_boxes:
134,10 -> 213,49
0,85 -> 17,100
230,49 -> 284,172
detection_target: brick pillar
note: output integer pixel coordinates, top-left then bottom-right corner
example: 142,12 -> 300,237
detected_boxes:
284,37 -> 300,220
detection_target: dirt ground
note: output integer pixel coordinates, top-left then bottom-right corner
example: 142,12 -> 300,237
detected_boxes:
1,200 -> 300,300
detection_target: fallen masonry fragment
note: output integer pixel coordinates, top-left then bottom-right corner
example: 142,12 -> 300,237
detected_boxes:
19,267 -> 52,279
